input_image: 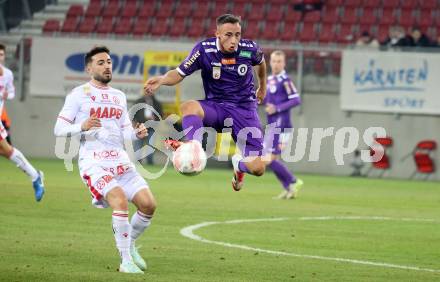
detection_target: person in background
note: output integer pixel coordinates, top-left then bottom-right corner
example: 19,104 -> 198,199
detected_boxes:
355,31 -> 379,49
350,150 -> 364,177
408,27 -> 432,48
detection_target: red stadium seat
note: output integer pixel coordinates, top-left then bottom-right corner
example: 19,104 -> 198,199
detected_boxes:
344,0 -> 361,7
61,16 -> 79,33
261,21 -> 282,41
78,17 -> 97,34
102,1 -> 120,18
299,23 -> 317,42
359,8 -> 377,25
150,18 -> 169,36
326,0 -> 344,8
138,4 -> 155,19
322,7 -> 339,24
66,5 -> 84,18
318,24 -> 336,43
363,0 -> 381,8
114,17 -> 133,35
418,10 -> 435,29
337,24 -> 355,44
96,17 -> 114,34
243,20 -> 261,39
378,8 -> 397,25
187,19 -> 205,38
213,1 -> 230,15
399,10 -> 417,29
231,3 -> 247,18
121,2 -> 138,18
266,4 -> 284,22
193,2 -> 210,19
85,2 -> 102,18
367,137 -> 393,177
401,0 -> 419,10
303,11 -> 321,23
383,0 -> 400,9
377,24 -> 391,42
204,18 -> 217,37
132,18 -> 151,37
412,140 -> 436,176
169,18 -> 187,37
341,7 -> 358,25
280,22 -> 299,42
156,3 -> 174,19
248,3 -> 265,21
422,0 -> 437,9
42,19 -> 60,33
174,1 -> 192,19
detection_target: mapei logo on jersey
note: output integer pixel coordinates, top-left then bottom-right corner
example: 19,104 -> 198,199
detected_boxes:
239,50 -> 252,58
221,58 -> 236,65
183,51 -> 201,69
66,53 -> 144,75
90,107 -> 123,119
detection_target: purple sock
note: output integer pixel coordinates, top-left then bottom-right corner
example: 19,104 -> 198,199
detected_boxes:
182,114 -> 203,142
269,160 -> 295,191
238,160 -> 249,173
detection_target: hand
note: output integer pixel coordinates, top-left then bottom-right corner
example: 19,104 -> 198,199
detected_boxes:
135,122 -> 148,139
81,113 -> 101,131
2,91 -> 8,101
265,103 -> 277,115
144,76 -> 163,96
256,87 -> 266,105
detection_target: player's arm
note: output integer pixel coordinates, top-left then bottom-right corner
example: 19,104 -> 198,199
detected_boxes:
120,97 -> 147,141
54,93 -> 101,137
275,79 -> 301,113
144,69 -> 184,95
254,59 -> 267,104
4,71 -> 15,100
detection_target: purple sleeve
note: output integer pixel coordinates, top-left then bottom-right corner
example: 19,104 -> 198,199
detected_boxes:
276,96 -> 301,112
251,41 -> 264,66
176,43 -> 203,77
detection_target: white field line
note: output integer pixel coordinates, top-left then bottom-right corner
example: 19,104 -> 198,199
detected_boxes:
180,217 -> 440,273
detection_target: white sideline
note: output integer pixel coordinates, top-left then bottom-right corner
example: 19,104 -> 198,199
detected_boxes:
180,217 -> 440,273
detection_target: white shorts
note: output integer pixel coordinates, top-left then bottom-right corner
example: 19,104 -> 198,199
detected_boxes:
80,162 -> 149,208
0,121 -> 7,141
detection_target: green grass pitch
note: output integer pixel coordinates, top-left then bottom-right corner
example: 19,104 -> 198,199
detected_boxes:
0,158 -> 439,281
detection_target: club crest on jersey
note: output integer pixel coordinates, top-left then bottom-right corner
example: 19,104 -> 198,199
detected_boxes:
222,58 -> 236,65
212,67 -> 221,80
91,96 -> 96,101
237,64 -> 248,76
270,85 -> 277,93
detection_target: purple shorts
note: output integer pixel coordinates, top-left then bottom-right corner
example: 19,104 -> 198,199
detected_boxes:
199,100 -> 263,157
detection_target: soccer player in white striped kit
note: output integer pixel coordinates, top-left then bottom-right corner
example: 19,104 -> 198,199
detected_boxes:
54,46 -> 156,274
0,44 -> 45,201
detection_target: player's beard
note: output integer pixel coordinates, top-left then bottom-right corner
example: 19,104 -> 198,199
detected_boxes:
94,73 -> 112,84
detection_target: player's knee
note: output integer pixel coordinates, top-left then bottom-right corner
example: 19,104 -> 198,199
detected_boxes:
0,143 -> 12,157
180,100 -> 202,116
251,163 -> 266,176
138,199 -> 156,215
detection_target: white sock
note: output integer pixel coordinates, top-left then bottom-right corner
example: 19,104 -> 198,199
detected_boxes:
112,210 -> 132,263
9,148 -> 39,181
130,210 -> 152,248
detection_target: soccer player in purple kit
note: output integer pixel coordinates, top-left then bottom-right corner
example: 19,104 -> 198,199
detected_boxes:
263,50 -> 303,199
144,14 -> 267,191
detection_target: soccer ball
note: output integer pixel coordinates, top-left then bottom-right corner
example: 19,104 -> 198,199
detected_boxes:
172,141 -> 207,175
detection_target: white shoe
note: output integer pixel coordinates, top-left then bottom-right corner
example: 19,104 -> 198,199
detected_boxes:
273,191 -> 288,199
130,245 -> 147,270
119,260 -> 144,274
286,179 -> 304,199
231,154 -> 245,191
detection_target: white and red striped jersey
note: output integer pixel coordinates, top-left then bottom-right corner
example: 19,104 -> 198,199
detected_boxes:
54,81 -> 138,165
0,65 -> 16,116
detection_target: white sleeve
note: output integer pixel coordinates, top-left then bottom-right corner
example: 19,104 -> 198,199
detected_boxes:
54,93 -> 82,137
5,70 -> 15,100
120,98 -> 139,141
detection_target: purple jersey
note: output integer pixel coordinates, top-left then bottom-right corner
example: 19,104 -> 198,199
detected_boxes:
265,70 -> 301,129
177,37 -> 264,109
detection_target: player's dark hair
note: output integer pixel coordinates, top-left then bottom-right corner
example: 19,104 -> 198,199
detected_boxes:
84,45 -> 110,66
0,44 -> 5,52
216,14 -> 241,26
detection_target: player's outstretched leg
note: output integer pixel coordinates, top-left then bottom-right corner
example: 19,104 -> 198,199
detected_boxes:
0,140 -> 45,201
269,160 -> 303,199
106,188 -> 143,274
232,155 -> 265,191
130,189 -> 156,271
